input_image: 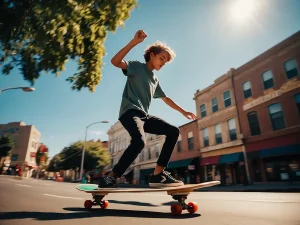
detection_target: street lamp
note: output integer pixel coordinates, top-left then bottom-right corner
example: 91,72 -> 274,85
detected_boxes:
79,120 -> 110,181
0,86 -> 35,93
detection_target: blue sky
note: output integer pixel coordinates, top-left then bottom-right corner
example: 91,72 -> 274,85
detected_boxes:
1,0 -> 300,158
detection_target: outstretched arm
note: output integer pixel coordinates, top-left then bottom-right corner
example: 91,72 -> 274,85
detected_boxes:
162,97 -> 197,120
111,30 -> 147,69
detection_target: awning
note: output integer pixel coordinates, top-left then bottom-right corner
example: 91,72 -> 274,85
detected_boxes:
200,155 -> 221,166
219,152 -> 244,164
167,158 -> 195,169
259,144 -> 300,158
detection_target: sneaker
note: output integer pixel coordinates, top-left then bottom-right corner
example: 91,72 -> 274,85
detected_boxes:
149,171 -> 184,188
98,176 -> 116,188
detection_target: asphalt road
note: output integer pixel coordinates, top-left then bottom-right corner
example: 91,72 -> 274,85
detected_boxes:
0,176 -> 299,225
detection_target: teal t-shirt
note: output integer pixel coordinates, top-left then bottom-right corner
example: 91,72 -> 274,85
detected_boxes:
119,60 -> 167,118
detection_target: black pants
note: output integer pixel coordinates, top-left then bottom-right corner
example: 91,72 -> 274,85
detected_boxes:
112,109 -> 180,177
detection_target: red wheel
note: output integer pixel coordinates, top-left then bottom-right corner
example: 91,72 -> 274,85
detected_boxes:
101,200 -> 109,209
84,200 -> 93,209
170,204 -> 182,215
187,202 -> 198,214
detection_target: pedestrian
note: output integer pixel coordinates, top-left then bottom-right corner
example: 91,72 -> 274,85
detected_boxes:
98,30 -> 197,188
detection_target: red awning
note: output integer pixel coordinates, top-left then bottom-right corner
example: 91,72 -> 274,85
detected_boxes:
200,155 -> 221,166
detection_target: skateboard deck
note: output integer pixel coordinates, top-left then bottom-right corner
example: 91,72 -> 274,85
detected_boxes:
76,181 -> 220,215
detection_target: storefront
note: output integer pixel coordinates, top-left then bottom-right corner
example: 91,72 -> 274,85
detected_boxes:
200,145 -> 246,185
166,158 -> 200,184
248,144 -> 300,182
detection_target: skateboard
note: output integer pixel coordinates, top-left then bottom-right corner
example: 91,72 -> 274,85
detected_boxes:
76,180 -> 220,215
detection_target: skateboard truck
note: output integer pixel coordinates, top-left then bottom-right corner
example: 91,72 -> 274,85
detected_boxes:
84,194 -> 109,210
169,192 -> 198,215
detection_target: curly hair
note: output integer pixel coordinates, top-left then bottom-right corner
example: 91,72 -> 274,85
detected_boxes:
143,41 -> 176,63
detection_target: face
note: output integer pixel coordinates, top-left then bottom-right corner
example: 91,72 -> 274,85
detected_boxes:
150,51 -> 170,71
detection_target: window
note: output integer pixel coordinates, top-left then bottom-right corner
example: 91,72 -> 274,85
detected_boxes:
294,93 -> 300,116
188,132 -> 194,150
214,124 -> 222,144
243,81 -> 252,99
227,118 -> 237,141
261,70 -> 274,90
140,150 -> 144,161
223,90 -> 232,108
177,141 -> 182,152
200,104 -> 206,117
212,98 -> 218,113
155,144 -> 160,158
202,128 -> 209,147
284,58 -> 299,79
247,112 -> 261,136
11,154 -> 18,161
148,148 -> 151,160
268,103 -> 285,130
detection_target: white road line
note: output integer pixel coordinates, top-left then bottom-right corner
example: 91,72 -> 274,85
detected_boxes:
145,193 -> 300,203
16,184 -> 32,187
43,194 -> 83,200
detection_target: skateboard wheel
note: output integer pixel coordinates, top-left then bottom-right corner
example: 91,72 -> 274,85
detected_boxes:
84,200 -> 93,209
171,204 -> 182,215
187,202 -> 198,214
101,200 -> 109,209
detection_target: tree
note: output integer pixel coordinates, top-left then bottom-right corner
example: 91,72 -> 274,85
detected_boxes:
0,0 -> 138,92
0,135 -> 15,171
0,135 -> 14,158
48,140 -> 110,171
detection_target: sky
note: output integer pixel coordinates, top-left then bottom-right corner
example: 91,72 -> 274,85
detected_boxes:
1,0 -> 300,158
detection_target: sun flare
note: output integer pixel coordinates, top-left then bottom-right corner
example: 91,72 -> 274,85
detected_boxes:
229,0 -> 256,23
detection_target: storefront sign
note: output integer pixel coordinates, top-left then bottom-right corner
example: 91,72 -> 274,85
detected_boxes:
188,165 -> 195,170
243,78 -> 300,111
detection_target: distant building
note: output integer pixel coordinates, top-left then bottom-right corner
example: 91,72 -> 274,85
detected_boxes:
0,121 -> 41,177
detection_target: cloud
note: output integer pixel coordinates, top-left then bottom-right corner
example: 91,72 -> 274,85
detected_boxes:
88,130 -> 104,136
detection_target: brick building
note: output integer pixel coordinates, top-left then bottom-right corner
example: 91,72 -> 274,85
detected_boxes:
167,120 -> 201,184
194,70 -> 247,185
233,31 -> 300,182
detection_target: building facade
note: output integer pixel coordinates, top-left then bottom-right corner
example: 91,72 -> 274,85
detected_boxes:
233,31 -> 300,183
168,120 -> 201,184
194,70 -> 247,185
0,121 -> 41,177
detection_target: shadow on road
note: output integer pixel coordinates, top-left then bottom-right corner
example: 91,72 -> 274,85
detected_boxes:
108,200 -> 158,207
0,208 -> 201,220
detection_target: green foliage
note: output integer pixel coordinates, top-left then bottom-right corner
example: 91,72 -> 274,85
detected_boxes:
0,135 -> 15,158
0,0 -> 138,91
47,141 -> 110,171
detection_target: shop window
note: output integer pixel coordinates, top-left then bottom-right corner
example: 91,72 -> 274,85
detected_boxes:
247,111 -> 261,136
212,98 -> 218,113
268,103 -> 285,130
202,127 -> 209,147
243,81 -> 252,99
261,70 -> 274,90
284,58 -> 299,79
200,104 -> 206,117
294,93 -> 300,116
227,118 -> 237,141
223,90 -> 232,108
214,123 -> 222,144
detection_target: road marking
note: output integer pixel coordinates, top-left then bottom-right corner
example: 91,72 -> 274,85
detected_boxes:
1,178 -> 21,183
16,184 -> 32,187
43,194 -> 83,200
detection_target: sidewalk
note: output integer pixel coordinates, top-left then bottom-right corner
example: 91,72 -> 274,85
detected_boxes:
117,182 -> 300,192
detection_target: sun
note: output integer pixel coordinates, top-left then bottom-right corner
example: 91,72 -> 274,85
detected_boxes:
229,0 -> 256,23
